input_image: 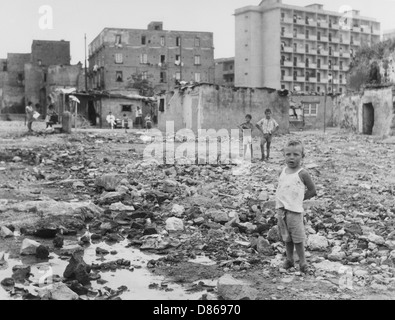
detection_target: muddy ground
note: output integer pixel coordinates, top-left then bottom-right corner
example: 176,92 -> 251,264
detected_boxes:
1,120 -> 395,300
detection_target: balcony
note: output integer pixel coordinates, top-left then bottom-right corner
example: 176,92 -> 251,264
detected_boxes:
295,48 -> 306,54
330,37 -> 339,43
333,51 -> 340,57
321,64 -> 329,69
306,20 -> 317,27
306,63 -> 317,69
308,77 -> 317,83
295,19 -> 305,25
341,52 -> 350,58
281,17 -> 293,24
320,78 -> 328,84
296,34 -> 306,40
351,40 -> 360,46
283,61 -> 293,67
282,76 -> 293,81
352,26 -> 362,32
297,62 -> 306,68
333,65 -> 339,71
306,49 -> 317,55
372,29 -> 380,35
330,24 -> 339,30
306,35 -> 317,41
317,50 -> 329,56
297,76 -> 305,82
319,36 -> 329,42
318,21 -> 329,28
282,32 -> 293,38
282,46 -> 293,53
333,79 -> 339,84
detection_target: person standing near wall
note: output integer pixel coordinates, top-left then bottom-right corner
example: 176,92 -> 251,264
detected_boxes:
256,109 -> 279,161
25,101 -> 35,133
135,106 -> 142,129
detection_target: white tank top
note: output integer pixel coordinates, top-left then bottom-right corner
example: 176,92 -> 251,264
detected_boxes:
275,167 -> 305,213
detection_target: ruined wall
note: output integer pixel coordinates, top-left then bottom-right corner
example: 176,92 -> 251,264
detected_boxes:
336,87 -> 395,136
291,95 -> 335,129
24,63 -> 44,108
159,85 -> 290,136
31,40 -> 71,66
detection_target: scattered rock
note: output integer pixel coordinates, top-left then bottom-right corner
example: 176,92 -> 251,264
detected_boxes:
257,237 -> 273,256
109,202 -> 135,212
63,252 -> 91,285
34,225 -> 58,239
20,239 -> 41,255
307,235 -> 329,251
267,226 -> 281,242
171,204 -> 185,217
12,265 -> 31,283
1,278 -> 15,288
38,282 -> 79,300
95,174 -> 127,191
53,236 -> 64,248
217,274 -> 258,300
0,226 -> 13,238
36,245 -> 50,259
165,217 -> 184,232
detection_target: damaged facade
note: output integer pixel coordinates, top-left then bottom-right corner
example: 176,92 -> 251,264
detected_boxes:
335,86 -> 395,136
88,22 -> 215,93
0,40 -> 85,117
158,83 -> 289,136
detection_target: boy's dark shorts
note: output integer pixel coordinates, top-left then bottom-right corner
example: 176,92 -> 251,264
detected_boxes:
260,133 -> 272,144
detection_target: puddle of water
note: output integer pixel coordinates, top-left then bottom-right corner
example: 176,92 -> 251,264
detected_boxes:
0,240 -> 211,300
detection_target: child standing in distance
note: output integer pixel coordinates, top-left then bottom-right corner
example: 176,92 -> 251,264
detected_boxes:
275,140 -> 317,273
238,114 -> 254,160
256,109 -> 279,161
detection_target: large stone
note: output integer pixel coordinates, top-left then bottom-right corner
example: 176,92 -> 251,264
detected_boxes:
95,174 -> 127,191
328,246 -> 346,262
0,226 -> 13,238
38,282 -> 78,300
34,225 -> 58,239
267,226 -> 281,242
63,252 -> 91,285
12,265 -> 31,283
171,204 -> 185,217
217,274 -> 259,300
109,202 -> 135,212
60,244 -> 84,256
257,237 -> 273,256
99,192 -> 126,204
1,278 -> 15,287
165,217 -> 184,232
20,239 -> 41,255
368,233 -> 385,245
307,235 -> 329,251
209,210 -> 229,223
36,245 -> 50,259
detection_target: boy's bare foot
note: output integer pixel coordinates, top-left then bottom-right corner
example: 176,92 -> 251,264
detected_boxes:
300,264 -> 314,274
283,260 -> 294,270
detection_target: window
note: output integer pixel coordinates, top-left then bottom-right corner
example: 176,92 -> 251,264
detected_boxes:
293,28 -> 297,37
317,31 -> 321,41
122,105 -> 132,112
281,27 -> 285,36
306,85 -> 310,91
175,72 -> 181,80
115,53 -> 123,64
17,73 -> 24,82
306,29 -> 309,39
176,37 -> 181,47
339,87 -> 343,93
194,55 -> 201,65
160,55 -> 166,63
340,61 -> 343,70
317,86 -> 321,92
116,71 -> 123,82
140,53 -> 148,64
160,36 -> 165,46
175,55 -> 181,64
142,71 -> 148,80
293,71 -> 297,81
303,103 -> 318,116
329,33 -> 332,42
293,57 -> 297,67
2,62 -> 7,71
44,73 -> 47,82
194,73 -> 201,82
195,38 -> 200,47
115,35 -> 122,45
281,85 -> 285,89
317,59 -> 321,68
305,58 -> 309,68
281,12 -> 285,21
281,70 -> 285,80
160,71 -> 167,83
317,72 -> 321,82
305,44 -> 309,53
142,36 -> 146,45
159,98 -> 165,112
38,59 -> 42,66
329,60 -> 332,69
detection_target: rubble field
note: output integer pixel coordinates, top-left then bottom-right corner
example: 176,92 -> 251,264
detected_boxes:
1,122 -> 395,300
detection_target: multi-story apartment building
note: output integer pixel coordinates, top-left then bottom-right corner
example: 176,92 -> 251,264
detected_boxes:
215,58 -> 235,86
235,0 -> 381,94
88,22 -> 215,93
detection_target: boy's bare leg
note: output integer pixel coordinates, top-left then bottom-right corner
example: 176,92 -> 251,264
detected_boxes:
250,144 -> 253,160
260,140 -> 266,161
266,142 -> 271,160
285,242 -> 295,264
295,243 -> 307,267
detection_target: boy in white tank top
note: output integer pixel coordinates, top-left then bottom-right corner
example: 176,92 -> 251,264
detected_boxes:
275,140 -> 317,273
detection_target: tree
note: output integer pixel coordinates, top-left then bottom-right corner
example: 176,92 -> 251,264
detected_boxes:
125,72 -> 155,97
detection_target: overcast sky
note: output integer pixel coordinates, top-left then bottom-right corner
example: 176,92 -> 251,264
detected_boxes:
1,0 -> 394,64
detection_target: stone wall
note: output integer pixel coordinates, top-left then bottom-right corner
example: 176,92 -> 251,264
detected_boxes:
158,85 -> 290,136
336,87 -> 395,136
31,40 -> 71,67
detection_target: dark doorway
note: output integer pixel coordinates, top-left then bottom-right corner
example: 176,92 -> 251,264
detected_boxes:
362,103 -> 374,135
88,100 -> 97,126
39,88 -> 46,116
